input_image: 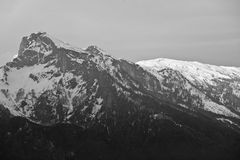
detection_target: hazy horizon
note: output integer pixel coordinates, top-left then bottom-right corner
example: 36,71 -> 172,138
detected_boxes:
0,0 -> 240,66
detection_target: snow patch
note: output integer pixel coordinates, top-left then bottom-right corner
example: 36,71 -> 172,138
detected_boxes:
91,97 -> 103,117
217,118 -> 240,128
44,33 -> 85,53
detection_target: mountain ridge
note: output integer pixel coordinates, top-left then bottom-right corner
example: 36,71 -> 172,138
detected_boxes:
1,32 -> 240,160
0,32 -> 240,125
137,58 -> 240,116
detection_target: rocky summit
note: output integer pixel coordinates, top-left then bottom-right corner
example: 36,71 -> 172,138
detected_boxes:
0,32 -> 240,160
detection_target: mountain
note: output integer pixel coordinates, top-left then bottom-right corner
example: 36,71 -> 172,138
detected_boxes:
0,32 -> 240,160
137,58 -> 240,125
0,32 -> 164,125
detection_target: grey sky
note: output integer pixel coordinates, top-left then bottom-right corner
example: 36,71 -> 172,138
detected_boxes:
0,0 -> 240,66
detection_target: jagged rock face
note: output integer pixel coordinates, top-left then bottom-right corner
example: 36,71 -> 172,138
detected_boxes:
0,32 -> 165,125
0,32 -> 240,127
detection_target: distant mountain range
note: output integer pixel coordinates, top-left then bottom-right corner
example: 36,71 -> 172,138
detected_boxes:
0,32 -> 240,160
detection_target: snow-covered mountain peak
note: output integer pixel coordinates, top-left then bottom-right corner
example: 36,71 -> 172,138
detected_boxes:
43,33 -> 85,53
137,58 -> 240,85
17,32 -> 86,58
137,58 -> 240,72
137,58 -> 240,117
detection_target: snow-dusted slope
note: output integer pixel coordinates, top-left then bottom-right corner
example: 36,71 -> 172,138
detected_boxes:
0,32 -> 160,125
137,58 -> 240,118
137,58 -> 240,86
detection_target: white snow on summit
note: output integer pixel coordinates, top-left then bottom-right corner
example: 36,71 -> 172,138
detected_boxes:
43,33 -> 86,53
137,58 -> 240,86
137,58 -> 240,118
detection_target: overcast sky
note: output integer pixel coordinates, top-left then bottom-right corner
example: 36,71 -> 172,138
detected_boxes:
0,0 -> 240,66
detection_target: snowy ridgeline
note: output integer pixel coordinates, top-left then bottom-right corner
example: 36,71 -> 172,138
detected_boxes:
137,58 -> 240,86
